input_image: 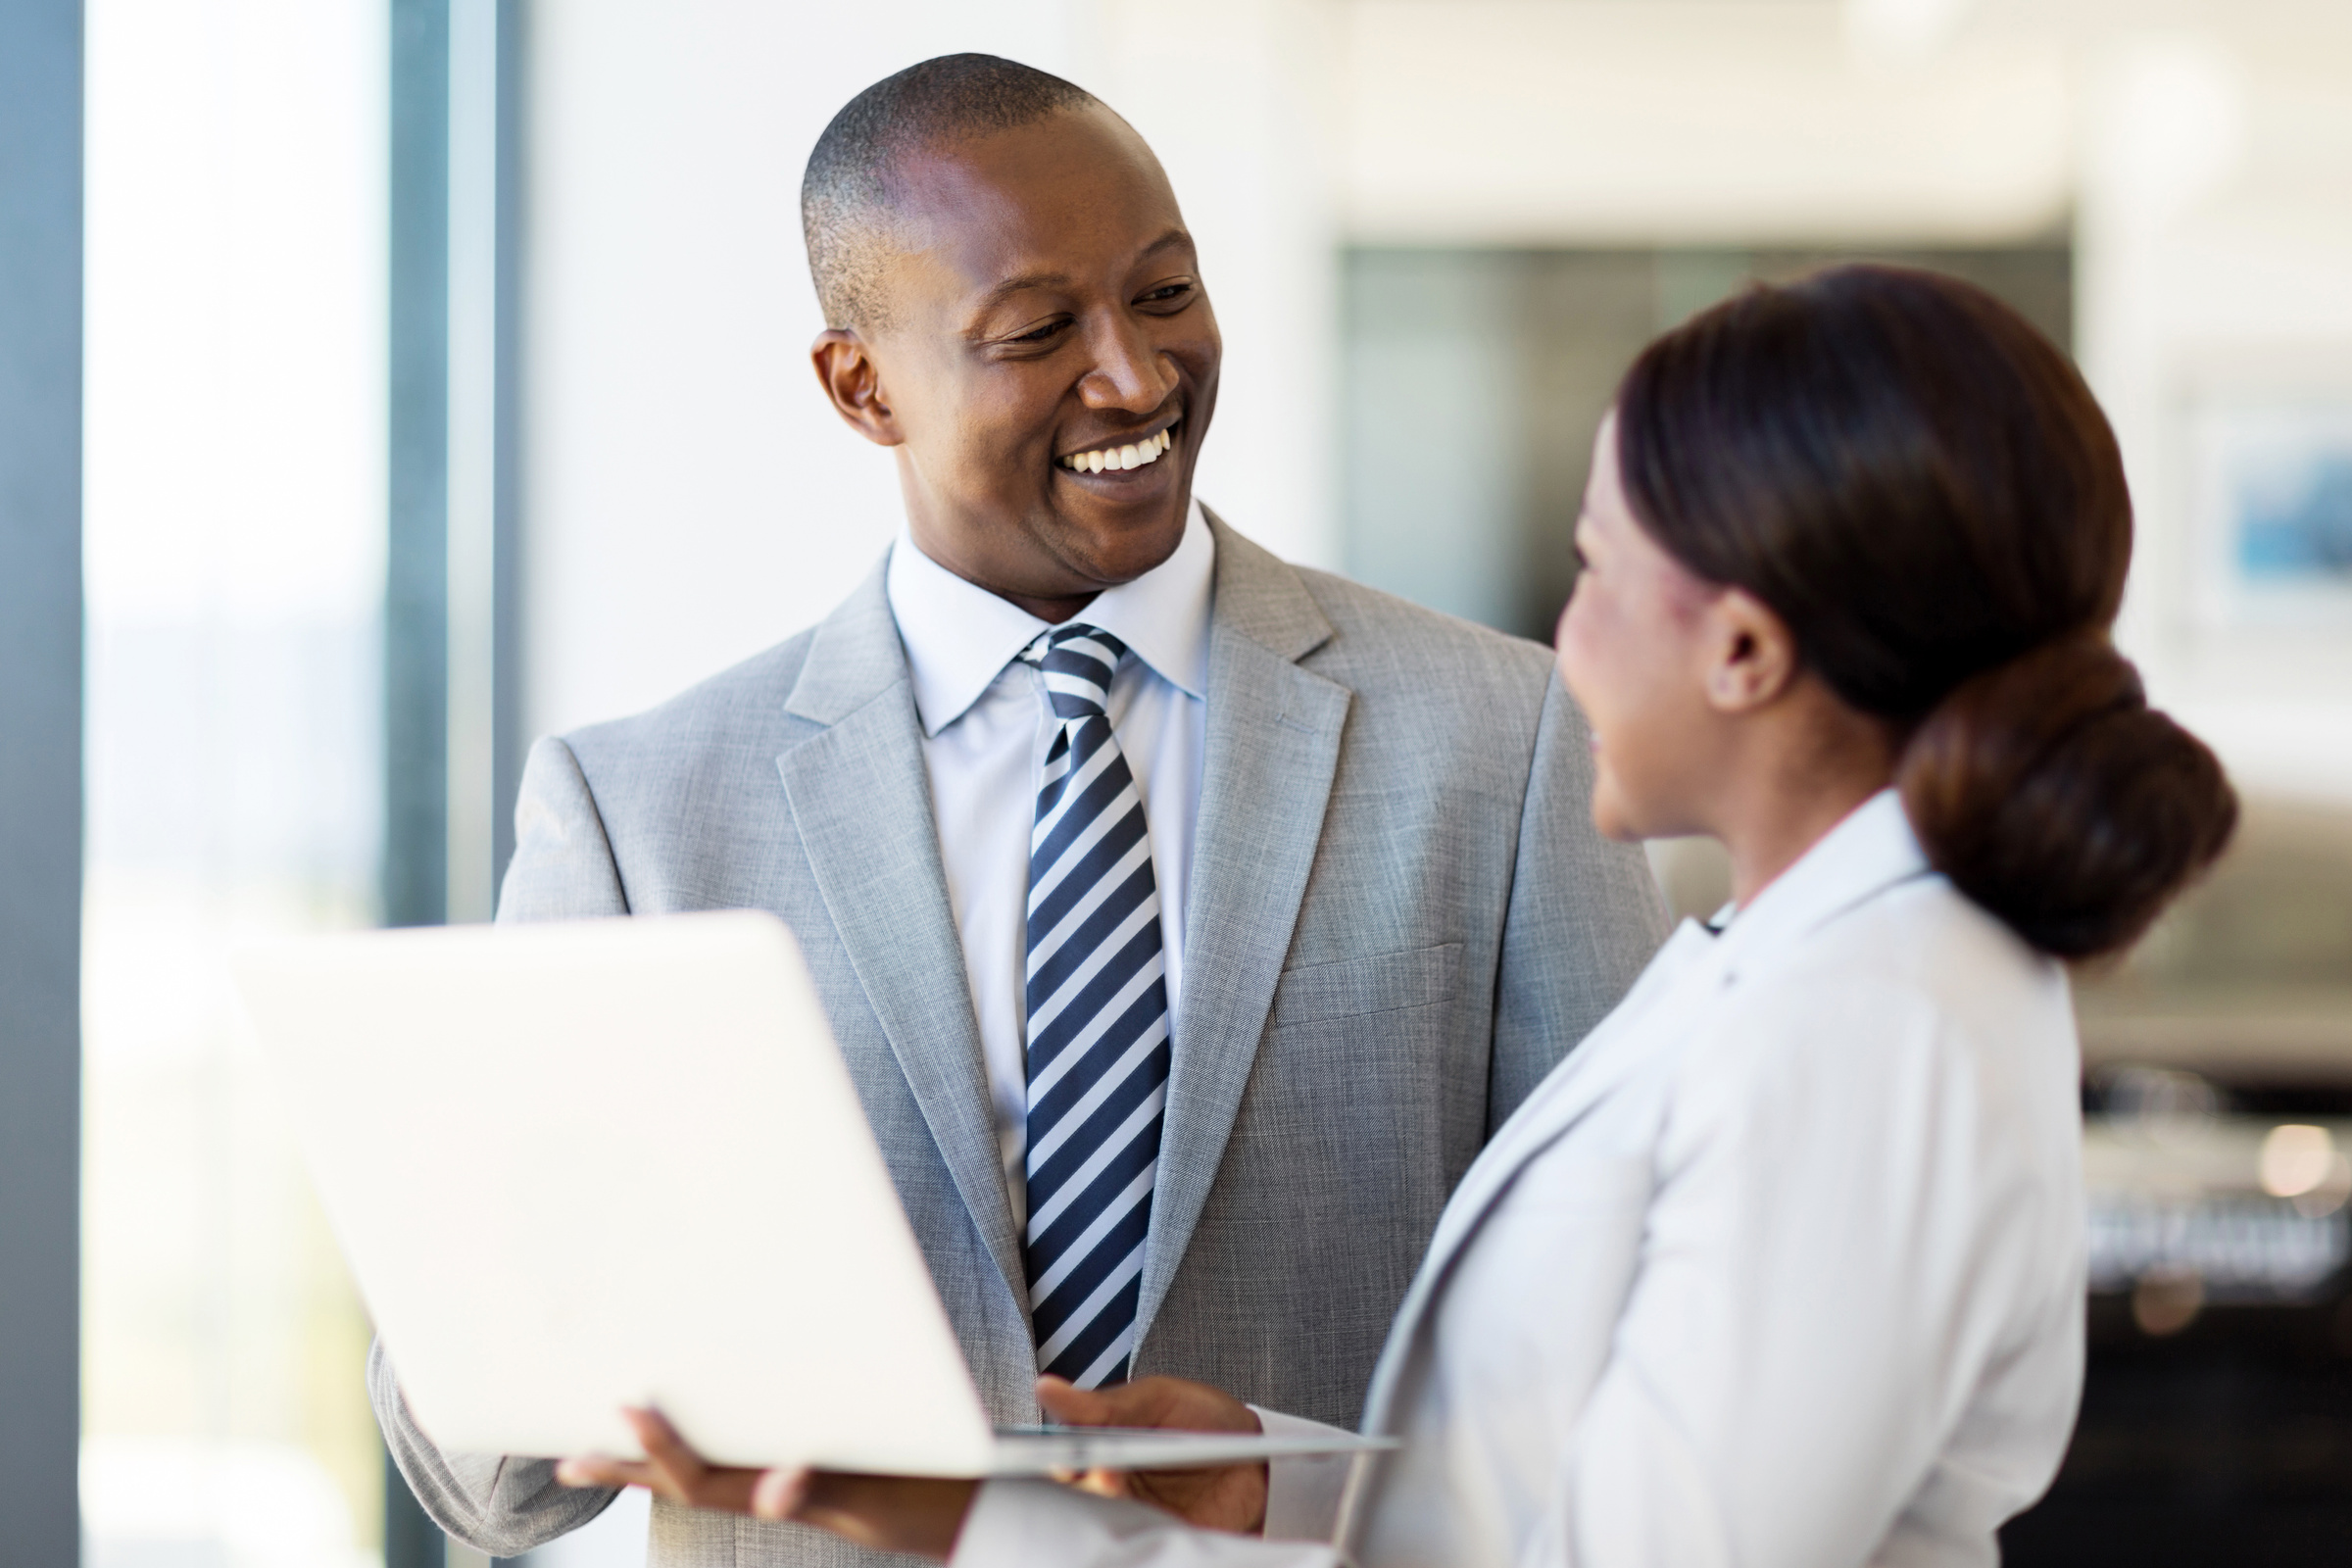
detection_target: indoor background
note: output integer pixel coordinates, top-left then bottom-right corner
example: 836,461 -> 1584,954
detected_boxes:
42,0 -> 2352,1564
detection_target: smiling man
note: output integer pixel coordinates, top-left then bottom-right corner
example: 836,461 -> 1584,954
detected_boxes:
368,55 -> 1667,1568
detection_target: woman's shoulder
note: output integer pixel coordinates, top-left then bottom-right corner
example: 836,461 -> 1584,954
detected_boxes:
1819,872 -> 2059,998
1672,875 -> 2079,1126
1769,872 -> 2063,1023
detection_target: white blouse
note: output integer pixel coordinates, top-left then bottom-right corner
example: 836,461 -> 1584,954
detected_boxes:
953,791 -> 2086,1568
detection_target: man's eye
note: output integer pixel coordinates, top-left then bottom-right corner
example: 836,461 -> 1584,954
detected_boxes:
1008,318 -> 1069,345
1140,283 -> 1193,306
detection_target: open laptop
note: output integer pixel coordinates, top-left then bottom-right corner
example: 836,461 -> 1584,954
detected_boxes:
232,909 -> 1392,1478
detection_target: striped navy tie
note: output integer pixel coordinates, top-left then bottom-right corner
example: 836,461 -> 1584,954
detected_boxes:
1017,624 -> 1170,1389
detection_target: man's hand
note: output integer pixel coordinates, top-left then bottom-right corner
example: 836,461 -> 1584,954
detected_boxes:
751,1466 -> 978,1556
555,1408 -> 976,1559
1039,1374 -> 1269,1534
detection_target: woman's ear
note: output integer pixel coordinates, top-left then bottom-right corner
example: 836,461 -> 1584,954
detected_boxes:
1701,588 -> 1800,714
810,329 -> 904,447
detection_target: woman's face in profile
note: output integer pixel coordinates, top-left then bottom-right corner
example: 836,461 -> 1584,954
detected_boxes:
1554,414 -> 1725,843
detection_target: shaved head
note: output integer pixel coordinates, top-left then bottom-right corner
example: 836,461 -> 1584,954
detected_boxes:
802,54 -> 1102,331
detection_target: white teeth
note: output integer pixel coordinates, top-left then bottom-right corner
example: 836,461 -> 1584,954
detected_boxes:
1061,425 -> 1177,473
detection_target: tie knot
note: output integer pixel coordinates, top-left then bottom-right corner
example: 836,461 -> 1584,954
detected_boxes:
1021,623 -> 1128,722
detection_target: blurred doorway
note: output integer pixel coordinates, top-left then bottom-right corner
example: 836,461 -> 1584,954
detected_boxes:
1340,245 -> 2073,642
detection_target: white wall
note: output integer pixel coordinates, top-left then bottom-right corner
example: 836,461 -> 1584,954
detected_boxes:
1342,0 -> 2073,246
2073,23 -> 2352,806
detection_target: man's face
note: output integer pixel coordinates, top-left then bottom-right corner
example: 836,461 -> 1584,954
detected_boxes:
813,106 -> 1220,615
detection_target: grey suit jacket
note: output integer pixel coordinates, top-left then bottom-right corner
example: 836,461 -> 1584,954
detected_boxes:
370,517 -> 1669,1566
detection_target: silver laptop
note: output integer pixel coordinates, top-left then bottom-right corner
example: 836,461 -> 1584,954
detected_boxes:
232,909 -> 1392,1477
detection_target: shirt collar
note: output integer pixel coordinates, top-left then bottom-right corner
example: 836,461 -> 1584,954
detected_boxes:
886,499 -> 1214,737
1705,788 -> 1933,982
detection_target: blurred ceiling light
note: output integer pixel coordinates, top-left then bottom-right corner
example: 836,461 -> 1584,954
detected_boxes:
1844,0 -> 1975,66
2259,1123 -> 2336,1199
2084,36 -> 2248,223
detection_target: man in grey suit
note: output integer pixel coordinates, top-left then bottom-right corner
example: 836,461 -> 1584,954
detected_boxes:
371,53 -> 1667,1566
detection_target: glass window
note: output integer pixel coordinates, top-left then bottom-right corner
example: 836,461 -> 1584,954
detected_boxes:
82,3 -> 390,1564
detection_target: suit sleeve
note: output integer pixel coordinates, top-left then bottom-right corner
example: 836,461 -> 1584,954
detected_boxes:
496,733 -> 633,922
367,735 -> 630,1553
369,1341 -> 616,1555
1489,673 -> 1672,1127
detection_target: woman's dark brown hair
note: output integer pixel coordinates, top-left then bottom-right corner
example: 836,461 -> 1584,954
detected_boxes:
1615,264 -> 2236,958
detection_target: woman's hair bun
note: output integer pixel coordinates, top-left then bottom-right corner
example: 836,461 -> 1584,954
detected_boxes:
1898,635 -> 2237,959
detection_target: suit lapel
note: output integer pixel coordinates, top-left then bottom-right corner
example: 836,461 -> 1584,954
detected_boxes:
774,565 -> 1027,1310
1134,517 -> 1349,1347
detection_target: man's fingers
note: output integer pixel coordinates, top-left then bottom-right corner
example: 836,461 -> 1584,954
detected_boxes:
1072,1466 -> 1133,1499
752,1465 -> 813,1522
1035,1375 -> 1105,1423
622,1406 -> 701,1476
1036,1375 -> 1144,1427
782,1472 -> 981,1554
555,1455 -> 657,1491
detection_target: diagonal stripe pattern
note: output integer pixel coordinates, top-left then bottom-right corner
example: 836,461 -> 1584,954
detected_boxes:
1017,624 -> 1169,1389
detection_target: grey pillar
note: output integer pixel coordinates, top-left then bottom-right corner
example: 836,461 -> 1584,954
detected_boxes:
0,2 -> 84,1565
385,0 -> 528,1558
384,0 -> 453,1559
492,0 -> 527,894
387,0 -> 453,936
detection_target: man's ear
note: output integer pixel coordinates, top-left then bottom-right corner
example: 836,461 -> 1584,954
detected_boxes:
810,329 -> 904,447
1701,588 -> 1800,714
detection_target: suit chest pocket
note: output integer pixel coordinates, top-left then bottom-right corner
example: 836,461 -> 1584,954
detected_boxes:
1269,942 -> 1462,1029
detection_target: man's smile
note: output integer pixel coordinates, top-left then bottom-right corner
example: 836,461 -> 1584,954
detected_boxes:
1057,424 -> 1173,474
1053,414 -> 1184,491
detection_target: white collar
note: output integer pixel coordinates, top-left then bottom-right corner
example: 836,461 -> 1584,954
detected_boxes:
1707,788 -> 1932,982
886,500 -> 1214,737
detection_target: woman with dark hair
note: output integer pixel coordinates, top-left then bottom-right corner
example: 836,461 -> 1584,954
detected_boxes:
564,266 -> 2239,1566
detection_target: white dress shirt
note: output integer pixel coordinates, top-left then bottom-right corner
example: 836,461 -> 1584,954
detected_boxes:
954,791 -> 2087,1568
886,503 -> 1213,1222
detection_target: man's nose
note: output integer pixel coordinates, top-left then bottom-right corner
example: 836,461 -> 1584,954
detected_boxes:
1076,316 -> 1178,413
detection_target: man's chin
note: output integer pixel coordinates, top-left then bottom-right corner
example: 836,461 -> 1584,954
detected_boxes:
1039,489 -> 1193,589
